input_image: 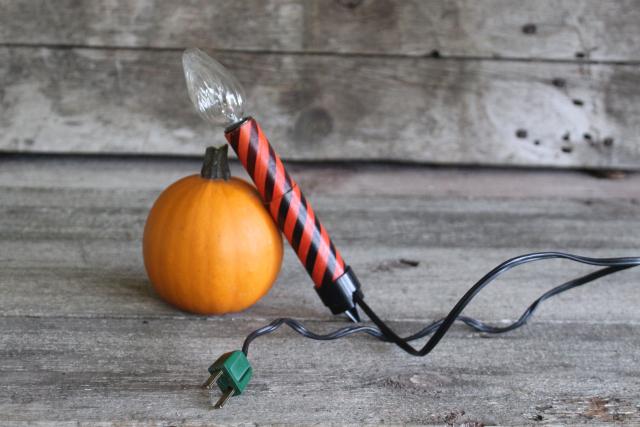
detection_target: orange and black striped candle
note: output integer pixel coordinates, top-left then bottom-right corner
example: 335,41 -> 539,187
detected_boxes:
225,117 -> 362,321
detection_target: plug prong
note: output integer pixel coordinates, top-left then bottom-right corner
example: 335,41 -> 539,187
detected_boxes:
202,370 -> 222,389
214,387 -> 234,409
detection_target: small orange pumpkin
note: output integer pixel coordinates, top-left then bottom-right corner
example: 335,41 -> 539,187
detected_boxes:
143,145 -> 283,315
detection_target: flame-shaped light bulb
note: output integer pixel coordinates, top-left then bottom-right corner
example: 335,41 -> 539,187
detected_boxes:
183,48 -> 246,126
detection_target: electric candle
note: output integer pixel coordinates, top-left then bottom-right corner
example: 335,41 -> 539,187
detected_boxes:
183,48 -> 363,322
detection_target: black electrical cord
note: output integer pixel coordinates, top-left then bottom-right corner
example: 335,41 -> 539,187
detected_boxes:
242,252 -> 640,356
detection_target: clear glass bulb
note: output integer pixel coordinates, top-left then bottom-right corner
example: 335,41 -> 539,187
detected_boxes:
182,48 -> 246,126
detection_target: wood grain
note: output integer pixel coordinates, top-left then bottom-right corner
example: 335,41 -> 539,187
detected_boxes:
2,47 -> 639,168
1,157 -> 640,424
2,316 -> 639,425
2,0 -> 640,61
1,157 -> 639,323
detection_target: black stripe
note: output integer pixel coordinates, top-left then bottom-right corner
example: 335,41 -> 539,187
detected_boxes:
224,116 -> 252,133
276,193 -> 290,231
227,127 -> 240,151
284,167 -> 293,190
329,240 -> 339,260
290,194 -> 307,253
304,216 -> 322,275
321,266 -> 334,288
264,144 -> 277,202
323,232 -> 337,287
246,120 -> 259,178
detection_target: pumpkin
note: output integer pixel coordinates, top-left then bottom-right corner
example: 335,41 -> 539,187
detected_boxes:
143,145 -> 283,315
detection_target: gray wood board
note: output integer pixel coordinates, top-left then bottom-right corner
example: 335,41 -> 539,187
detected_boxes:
1,156 -> 639,323
2,317 -> 640,425
2,47 -> 640,168
2,0 -> 640,61
1,157 -> 640,424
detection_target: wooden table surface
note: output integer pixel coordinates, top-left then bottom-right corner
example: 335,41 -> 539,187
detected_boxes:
1,156 -> 639,425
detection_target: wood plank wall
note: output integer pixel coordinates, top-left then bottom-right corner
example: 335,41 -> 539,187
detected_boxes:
1,0 -> 639,168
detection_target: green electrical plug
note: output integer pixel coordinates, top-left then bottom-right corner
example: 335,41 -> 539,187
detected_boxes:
202,350 -> 253,409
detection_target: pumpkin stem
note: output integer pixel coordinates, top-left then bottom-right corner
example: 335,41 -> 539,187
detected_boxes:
201,145 -> 231,180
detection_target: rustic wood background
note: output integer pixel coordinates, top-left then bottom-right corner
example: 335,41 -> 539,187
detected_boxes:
2,0 -> 640,168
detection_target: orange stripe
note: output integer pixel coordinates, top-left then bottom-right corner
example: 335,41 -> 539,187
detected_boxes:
237,122 -> 251,169
333,247 -> 346,279
272,156 -> 287,200
311,236 -> 330,285
283,186 -> 301,242
317,223 -> 335,286
269,195 -> 281,219
297,203 -> 316,265
253,125 -> 269,197
321,224 -> 345,279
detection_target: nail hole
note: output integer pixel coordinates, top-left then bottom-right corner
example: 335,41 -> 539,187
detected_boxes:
516,129 -> 528,139
561,146 -> 573,153
583,133 -> 592,140
551,78 -> 566,88
337,0 -> 363,9
562,132 -> 570,141
591,170 -> 626,180
429,50 -> 441,58
522,23 -> 537,34
533,140 -> 541,146
575,52 -> 586,58
399,258 -> 420,267
572,99 -> 584,106
603,137 -> 614,147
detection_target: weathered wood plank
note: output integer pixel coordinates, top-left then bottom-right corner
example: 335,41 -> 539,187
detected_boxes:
3,188 -> 640,253
1,158 -> 639,323
3,156 -> 640,198
2,47 -> 640,168
1,316 -> 639,425
4,241 -> 640,324
2,0 -> 640,61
